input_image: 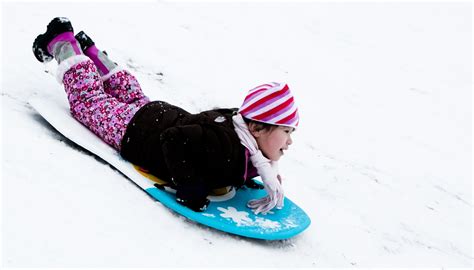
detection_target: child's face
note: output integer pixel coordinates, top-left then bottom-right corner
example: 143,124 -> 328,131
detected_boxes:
252,126 -> 294,161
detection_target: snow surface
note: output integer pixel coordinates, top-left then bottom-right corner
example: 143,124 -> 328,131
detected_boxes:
1,1 -> 472,268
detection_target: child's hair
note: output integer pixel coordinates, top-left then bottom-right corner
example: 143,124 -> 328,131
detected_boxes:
243,117 -> 278,133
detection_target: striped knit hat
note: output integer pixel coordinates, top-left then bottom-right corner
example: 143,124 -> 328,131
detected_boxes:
238,82 -> 299,128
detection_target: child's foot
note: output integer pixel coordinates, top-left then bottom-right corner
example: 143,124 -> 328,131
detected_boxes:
74,31 -> 95,52
32,17 -> 75,62
75,30 -> 117,77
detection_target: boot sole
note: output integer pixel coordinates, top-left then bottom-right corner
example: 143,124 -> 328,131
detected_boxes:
75,31 -> 95,52
32,17 -> 74,62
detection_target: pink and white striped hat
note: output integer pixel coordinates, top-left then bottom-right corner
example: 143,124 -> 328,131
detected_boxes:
238,82 -> 299,129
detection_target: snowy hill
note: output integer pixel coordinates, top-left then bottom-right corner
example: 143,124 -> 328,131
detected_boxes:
1,1 -> 472,267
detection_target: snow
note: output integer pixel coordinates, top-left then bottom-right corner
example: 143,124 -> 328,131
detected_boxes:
1,1 -> 472,268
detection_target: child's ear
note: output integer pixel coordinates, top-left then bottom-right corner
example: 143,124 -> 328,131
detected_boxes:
248,122 -> 262,138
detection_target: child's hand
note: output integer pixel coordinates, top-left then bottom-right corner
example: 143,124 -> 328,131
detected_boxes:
247,190 -> 284,215
175,182 -> 210,212
176,196 -> 210,212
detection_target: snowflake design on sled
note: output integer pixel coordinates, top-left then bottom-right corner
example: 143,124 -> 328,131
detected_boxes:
217,206 -> 281,229
218,206 -> 253,226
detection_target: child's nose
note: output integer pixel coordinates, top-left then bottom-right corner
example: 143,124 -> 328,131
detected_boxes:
287,136 -> 293,146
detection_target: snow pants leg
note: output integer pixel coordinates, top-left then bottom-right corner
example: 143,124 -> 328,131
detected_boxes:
62,59 -> 150,151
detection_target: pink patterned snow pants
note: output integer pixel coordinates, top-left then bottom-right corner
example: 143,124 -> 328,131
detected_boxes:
63,59 -> 150,151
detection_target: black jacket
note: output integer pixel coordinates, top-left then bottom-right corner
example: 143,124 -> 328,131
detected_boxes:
120,101 -> 249,193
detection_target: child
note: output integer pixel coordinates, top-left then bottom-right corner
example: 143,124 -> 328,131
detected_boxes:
33,17 -> 299,214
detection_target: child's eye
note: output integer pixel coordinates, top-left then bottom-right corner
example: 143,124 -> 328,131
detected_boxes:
280,127 -> 294,134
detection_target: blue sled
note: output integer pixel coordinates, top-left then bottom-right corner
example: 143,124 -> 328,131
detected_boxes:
145,185 -> 311,240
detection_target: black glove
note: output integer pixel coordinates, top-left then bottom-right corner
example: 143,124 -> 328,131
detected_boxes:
244,178 -> 264,189
175,183 -> 210,212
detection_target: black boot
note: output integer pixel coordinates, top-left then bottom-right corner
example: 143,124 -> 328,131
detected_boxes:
74,31 -> 117,76
32,17 -> 74,62
74,31 -> 95,52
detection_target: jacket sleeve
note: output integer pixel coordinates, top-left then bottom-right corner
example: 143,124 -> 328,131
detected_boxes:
159,124 -> 210,207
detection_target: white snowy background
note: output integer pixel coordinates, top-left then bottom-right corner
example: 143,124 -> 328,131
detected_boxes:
1,0 -> 472,268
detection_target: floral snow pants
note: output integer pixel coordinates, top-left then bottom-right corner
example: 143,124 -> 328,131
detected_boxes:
63,59 -> 150,151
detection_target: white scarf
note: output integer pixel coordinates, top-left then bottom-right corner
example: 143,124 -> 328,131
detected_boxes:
232,113 -> 285,213
232,114 -> 283,196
